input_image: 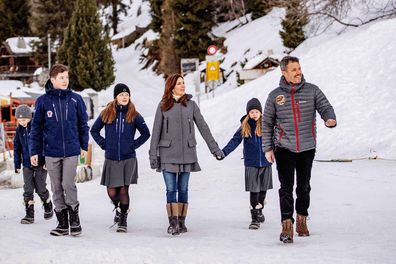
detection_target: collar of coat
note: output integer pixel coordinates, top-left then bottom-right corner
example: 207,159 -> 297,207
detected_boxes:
45,79 -> 72,98
172,93 -> 193,103
279,75 -> 306,93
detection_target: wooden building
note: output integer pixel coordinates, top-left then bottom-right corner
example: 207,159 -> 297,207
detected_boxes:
238,52 -> 280,83
0,37 -> 41,83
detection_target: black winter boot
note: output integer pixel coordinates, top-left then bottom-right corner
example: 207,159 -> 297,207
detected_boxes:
116,209 -> 129,233
42,198 -> 54,220
249,209 -> 260,230
166,203 -> 180,236
257,208 -> 265,223
68,204 -> 82,236
21,200 -> 35,224
113,205 -> 121,225
50,209 -> 69,236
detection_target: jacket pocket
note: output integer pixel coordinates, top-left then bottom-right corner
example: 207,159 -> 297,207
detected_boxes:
187,138 -> 197,147
159,139 -> 171,147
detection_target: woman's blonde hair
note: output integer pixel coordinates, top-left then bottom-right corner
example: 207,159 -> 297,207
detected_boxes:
100,99 -> 137,124
241,115 -> 262,138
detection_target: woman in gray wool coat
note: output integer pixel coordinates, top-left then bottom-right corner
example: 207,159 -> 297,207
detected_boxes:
149,73 -> 225,235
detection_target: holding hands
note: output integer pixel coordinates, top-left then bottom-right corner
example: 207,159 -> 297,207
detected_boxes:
265,150 -> 275,163
213,149 -> 225,161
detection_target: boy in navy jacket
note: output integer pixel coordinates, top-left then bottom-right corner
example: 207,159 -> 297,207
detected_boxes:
14,105 -> 53,224
30,64 -> 89,236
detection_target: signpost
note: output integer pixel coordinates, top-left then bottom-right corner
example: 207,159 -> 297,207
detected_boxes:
205,45 -> 221,96
181,58 -> 201,106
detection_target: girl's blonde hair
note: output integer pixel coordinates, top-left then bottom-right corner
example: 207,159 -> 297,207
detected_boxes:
241,115 -> 262,138
100,100 -> 137,124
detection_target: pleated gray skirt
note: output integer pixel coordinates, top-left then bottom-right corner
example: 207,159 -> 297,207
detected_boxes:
101,158 -> 138,187
245,166 -> 273,192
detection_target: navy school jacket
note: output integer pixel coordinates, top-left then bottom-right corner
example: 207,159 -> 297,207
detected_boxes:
90,105 -> 150,161
14,122 -> 45,172
29,80 -> 89,158
222,116 -> 271,168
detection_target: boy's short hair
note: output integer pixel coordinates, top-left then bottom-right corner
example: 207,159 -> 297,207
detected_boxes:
49,64 -> 69,78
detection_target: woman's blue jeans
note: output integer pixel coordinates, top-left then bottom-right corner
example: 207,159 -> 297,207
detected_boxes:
162,171 -> 190,203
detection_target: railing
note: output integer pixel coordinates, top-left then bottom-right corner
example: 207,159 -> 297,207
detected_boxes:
0,65 -> 38,74
3,121 -> 17,151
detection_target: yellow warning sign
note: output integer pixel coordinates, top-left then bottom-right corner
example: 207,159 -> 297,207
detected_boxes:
206,61 -> 220,81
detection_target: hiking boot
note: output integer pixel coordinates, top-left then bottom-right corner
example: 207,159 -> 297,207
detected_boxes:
296,214 -> 310,236
280,219 -> 294,243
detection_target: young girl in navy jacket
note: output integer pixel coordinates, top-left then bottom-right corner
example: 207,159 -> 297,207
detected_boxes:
90,83 -> 150,232
221,98 -> 273,229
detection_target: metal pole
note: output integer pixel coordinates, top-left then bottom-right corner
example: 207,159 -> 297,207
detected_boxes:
47,33 -> 51,70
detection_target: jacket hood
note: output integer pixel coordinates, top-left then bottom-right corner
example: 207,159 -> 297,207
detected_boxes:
45,79 -> 71,97
279,75 -> 306,93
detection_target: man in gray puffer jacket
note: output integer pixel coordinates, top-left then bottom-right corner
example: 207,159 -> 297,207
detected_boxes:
263,56 -> 336,243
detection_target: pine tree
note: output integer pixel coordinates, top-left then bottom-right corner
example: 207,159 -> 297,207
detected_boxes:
247,0 -> 274,20
57,0 -> 115,91
98,0 -> 131,35
171,0 -> 215,61
30,0 -> 76,67
0,0 -> 31,43
156,0 -> 179,76
149,0 -> 163,32
279,0 -> 309,50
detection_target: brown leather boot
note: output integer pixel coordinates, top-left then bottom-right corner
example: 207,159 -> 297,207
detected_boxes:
166,203 -> 180,235
279,219 -> 293,243
296,214 -> 310,236
178,203 -> 188,233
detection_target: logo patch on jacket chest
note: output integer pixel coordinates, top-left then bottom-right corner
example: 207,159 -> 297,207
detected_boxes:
276,95 -> 286,105
47,111 -> 53,118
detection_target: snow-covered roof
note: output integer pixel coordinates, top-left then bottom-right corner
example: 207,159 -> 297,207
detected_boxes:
4,37 -> 39,54
0,80 -> 32,98
243,54 -> 281,70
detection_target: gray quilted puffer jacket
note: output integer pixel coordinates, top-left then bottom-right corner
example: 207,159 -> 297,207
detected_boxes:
263,75 -> 336,153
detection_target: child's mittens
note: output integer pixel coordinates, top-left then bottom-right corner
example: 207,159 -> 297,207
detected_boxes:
213,149 -> 225,160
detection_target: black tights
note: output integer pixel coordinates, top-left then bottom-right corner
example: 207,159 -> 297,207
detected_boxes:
250,191 -> 267,208
107,185 -> 130,213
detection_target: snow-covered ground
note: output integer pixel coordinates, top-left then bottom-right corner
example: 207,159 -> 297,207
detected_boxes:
1,2 -> 396,263
1,157 -> 395,263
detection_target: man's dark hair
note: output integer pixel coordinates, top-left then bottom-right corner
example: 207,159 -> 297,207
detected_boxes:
49,64 -> 69,78
280,56 -> 299,71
